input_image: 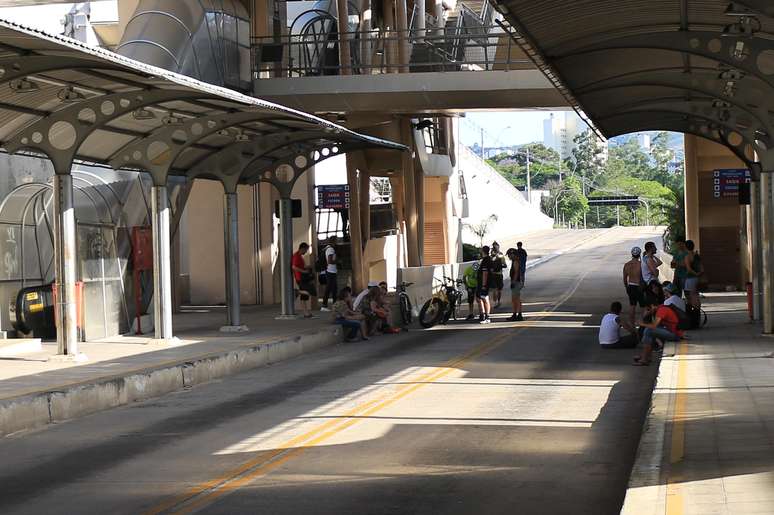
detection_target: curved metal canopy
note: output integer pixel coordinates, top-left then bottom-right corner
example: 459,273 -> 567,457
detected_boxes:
492,0 -> 774,177
0,18 -> 405,185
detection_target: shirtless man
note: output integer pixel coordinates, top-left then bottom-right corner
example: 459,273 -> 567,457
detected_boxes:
623,246 -> 644,325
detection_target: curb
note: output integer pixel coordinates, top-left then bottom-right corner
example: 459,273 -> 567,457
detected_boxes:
0,326 -> 342,437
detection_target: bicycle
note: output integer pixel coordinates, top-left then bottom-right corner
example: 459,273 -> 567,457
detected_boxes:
397,281 -> 414,327
419,276 -> 464,328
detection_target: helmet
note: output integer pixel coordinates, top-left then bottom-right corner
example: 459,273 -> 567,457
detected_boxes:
631,246 -> 642,257
472,262 -> 480,271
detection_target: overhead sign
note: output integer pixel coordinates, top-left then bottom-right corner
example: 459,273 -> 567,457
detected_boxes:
713,169 -> 750,199
317,184 -> 350,209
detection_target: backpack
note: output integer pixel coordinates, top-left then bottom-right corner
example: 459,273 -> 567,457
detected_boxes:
685,303 -> 706,329
669,304 -> 692,330
316,245 -> 331,272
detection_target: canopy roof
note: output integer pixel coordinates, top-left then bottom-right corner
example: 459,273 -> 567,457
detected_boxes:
0,18 -> 404,189
493,0 -> 774,177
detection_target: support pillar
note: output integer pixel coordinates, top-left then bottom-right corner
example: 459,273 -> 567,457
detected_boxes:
336,0 -> 352,75
760,174 -> 774,333
750,181 -> 763,320
52,174 -> 85,361
346,154 -> 366,292
401,119 -> 421,266
415,0 -> 426,38
278,197 -> 296,318
684,135 -> 701,246
221,191 -> 248,332
395,0 -> 410,72
152,184 -> 175,341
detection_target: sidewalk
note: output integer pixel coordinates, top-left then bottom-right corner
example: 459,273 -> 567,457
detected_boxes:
622,293 -> 774,515
0,305 -> 342,436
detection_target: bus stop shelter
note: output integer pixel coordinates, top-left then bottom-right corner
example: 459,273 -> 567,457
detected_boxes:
0,18 -> 404,359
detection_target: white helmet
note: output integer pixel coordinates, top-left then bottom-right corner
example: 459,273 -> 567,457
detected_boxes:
631,246 -> 642,257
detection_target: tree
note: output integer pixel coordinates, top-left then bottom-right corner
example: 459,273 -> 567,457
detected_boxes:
486,143 -> 561,189
569,130 -> 606,190
544,176 -> 588,224
465,214 -> 498,247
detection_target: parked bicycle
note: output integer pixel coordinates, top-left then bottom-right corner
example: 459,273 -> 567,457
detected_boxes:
397,281 -> 414,326
419,276 -> 463,328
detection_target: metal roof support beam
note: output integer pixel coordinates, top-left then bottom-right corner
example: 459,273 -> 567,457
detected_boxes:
4,88 -> 210,174
220,190 -> 247,332
0,55 -> 125,90
151,183 -> 174,342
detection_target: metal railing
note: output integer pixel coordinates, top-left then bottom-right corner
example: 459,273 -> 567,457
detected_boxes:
252,25 -> 530,79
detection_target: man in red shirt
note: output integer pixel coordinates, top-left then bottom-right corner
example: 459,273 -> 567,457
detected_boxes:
634,299 -> 684,365
291,243 -> 315,318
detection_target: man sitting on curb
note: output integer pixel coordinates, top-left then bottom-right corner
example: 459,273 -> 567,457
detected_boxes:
634,298 -> 685,366
598,301 -> 639,349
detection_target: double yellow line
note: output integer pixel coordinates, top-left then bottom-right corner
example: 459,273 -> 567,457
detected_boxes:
146,262 -> 595,514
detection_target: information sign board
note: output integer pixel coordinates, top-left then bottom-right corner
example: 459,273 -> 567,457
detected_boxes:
713,169 -> 750,199
317,184 -> 350,209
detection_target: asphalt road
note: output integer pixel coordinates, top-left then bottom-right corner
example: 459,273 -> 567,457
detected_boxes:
0,227 -> 662,515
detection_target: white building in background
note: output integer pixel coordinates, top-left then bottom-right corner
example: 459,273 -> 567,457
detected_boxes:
543,112 -> 582,160
637,133 -> 651,151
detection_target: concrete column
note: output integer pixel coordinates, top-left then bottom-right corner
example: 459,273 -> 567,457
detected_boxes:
760,174 -> 774,333
433,0 -> 443,29
384,0 -> 396,72
152,184 -> 174,341
346,155 -> 366,292
684,135 -> 701,246
278,197 -> 296,318
750,181 -> 763,320
415,0 -> 426,38
395,0 -> 410,72
221,192 -> 248,332
52,174 -> 84,360
336,0 -> 352,74
401,120 -> 421,266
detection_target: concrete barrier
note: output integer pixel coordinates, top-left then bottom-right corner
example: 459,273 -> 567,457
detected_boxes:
0,325 -> 342,436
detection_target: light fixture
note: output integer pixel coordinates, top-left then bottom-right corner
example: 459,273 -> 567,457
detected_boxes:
57,86 -> 85,103
724,2 -> 757,16
131,107 -> 155,120
235,131 -> 249,142
721,16 -> 760,38
412,119 -> 434,130
161,114 -> 183,125
9,78 -> 39,94
216,128 -> 231,137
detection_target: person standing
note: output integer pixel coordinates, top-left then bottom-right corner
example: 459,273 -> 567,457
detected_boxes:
291,243 -> 316,318
320,236 -> 338,310
506,248 -> 524,321
683,240 -> 703,308
641,241 -> 662,286
516,242 -> 528,285
670,238 -> 688,296
490,241 -> 506,308
463,261 -> 480,321
623,247 -> 644,326
477,246 -> 493,324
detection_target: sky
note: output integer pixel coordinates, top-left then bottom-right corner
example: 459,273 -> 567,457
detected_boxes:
459,110 -> 582,148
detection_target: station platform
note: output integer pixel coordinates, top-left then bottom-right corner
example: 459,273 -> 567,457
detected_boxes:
623,293 -> 774,515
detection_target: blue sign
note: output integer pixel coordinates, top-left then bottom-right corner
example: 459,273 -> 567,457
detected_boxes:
317,184 -> 350,209
713,169 -> 750,199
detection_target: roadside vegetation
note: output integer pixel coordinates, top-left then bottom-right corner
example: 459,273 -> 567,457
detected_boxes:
486,130 -> 685,238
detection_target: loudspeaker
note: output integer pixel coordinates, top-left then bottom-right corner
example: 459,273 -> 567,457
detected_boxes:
739,182 -> 751,205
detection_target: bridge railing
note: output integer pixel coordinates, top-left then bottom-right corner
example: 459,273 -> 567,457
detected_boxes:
252,26 -> 531,79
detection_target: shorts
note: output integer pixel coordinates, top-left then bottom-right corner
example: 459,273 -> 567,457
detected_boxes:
683,277 -> 698,292
491,274 -> 504,290
297,278 -> 317,300
477,287 -> 489,299
510,281 -> 524,295
626,285 -> 644,307
467,288 -> 477,302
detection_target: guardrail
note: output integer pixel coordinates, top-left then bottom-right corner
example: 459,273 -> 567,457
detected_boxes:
252,26 -> 530,78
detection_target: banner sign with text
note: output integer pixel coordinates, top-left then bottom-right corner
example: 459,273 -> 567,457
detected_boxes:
317,184 -> 350,209
712,169 -> 750,199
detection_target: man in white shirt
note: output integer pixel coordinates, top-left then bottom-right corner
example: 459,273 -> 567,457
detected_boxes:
321,236 -> 338,310
599,301 -> 639,349
663,282 -> 686,312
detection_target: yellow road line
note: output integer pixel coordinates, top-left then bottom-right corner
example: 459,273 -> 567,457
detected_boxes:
666,339 -> 689,515
146,262 -> 597,515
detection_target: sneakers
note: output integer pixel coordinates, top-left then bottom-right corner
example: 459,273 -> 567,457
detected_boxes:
465,314 -> 476,321
516,314 -> 524,321
479,317 -> 491,324
507,314 -> 518,322
320,306 -> 330,312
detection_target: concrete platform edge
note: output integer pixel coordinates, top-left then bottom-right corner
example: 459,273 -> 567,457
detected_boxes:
619,340 -> 680,515
0,326 -> 342,437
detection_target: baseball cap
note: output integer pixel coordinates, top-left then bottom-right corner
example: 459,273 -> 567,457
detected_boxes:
367,281 -> 379,287
631,246 -> 642,257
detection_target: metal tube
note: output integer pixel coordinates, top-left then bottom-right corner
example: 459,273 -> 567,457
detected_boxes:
224,192 -> 241,327
760,174 -> 773,333
151,184 -> 173,340
750,181 -> 763,320
415,0 -> 426,38
279,197 -> 295,317
53,174 -> 79,356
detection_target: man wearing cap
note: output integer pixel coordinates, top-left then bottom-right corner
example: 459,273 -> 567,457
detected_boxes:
623,246 -> 644,325
663,281 -> 686,312
463,260 -> 480,321
353,281 -> 379,311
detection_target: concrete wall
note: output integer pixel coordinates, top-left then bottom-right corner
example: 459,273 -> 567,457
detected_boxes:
684,135 -> 747,289
456,144 -> 554,245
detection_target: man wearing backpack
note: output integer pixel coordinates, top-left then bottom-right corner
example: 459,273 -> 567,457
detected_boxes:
320,236 -> 338,311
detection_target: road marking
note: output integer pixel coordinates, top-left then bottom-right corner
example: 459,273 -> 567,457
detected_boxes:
666,339 -> 689,515
145,259 -> 598,515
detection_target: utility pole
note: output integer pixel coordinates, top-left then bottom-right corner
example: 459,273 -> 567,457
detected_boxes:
480,127 -> 485,159
616,205 -> 621,226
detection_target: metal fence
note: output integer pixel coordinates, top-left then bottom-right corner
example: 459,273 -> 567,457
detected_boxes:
252,25 -> 529,78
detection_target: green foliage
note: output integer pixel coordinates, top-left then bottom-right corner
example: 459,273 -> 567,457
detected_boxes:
462,243 -> 480,261
486,143 -> 561,189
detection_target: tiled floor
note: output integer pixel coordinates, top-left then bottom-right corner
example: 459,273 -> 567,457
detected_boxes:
622,293 -> 774,515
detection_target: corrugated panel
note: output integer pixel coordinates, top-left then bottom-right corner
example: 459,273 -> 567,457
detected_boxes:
423,221 -> 447,265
